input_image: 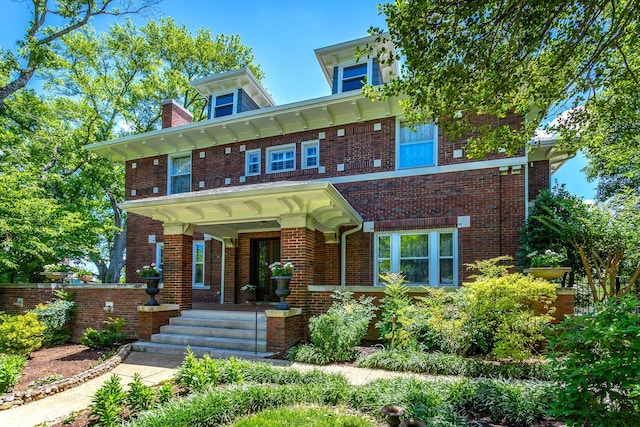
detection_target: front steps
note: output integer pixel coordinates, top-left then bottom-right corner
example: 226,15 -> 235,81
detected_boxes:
132,309 -> 272,360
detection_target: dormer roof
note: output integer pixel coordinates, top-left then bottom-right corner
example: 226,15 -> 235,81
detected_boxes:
191,67 -> 275,109
314,34 -> 397,90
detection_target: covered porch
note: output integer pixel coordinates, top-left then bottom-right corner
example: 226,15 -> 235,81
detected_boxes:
120,181 -> 363,313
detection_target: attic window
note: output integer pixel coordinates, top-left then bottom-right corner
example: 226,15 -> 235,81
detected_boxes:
341,63 -> 368,92
214,93 -> 234,118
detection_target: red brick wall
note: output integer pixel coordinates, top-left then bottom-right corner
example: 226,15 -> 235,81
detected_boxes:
280,227 -> 315,313
163,233 -> 193,309
126,213 -> 164,282
162,99 -> 192,129
266,313 -> 304,352
138,308 -> 179,341
528,160 -> 551,202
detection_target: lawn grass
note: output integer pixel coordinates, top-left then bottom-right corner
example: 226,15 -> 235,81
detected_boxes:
229,405 -> 379,426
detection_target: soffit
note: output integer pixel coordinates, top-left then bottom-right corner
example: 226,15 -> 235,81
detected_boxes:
527,138 -> 576,174
86,92 -> 403,163
119,181 -> 363,236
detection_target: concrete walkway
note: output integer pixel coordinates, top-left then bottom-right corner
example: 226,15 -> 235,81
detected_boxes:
0,351 -> 429,427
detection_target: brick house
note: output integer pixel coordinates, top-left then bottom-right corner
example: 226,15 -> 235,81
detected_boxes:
86,35 -> 571,350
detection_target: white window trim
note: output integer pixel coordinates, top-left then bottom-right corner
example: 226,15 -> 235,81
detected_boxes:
167,152 -> 192,195
395,119 -> 438,170
245,148 -> 261,176
155,242 -> 164,283
213,90 -> 237,118
192,240 -> 206,288
374,229 -> 458,287
301,140 -> 320,169
266,143 -> 296,173
337,59 -> 373,94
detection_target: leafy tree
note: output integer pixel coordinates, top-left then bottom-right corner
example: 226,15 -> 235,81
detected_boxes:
0,0 -> 160,108
366,1 -> 640,185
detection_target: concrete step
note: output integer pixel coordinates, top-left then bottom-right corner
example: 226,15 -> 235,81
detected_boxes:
132,342 -> 273,360
160,324 -> 266,341
180,309 -> 267,322
170,316 -> 266,330
150,333 -> 267,353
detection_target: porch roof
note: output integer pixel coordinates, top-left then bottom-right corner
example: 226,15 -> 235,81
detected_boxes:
119,181 -> 363,238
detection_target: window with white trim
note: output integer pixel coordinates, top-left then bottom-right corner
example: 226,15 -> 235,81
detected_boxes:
214,93 -> 234,118
155,243 -> 164,280
245,149 -> 261,176
301,140 -> 319,169
193,241 -> 205,287
375,230 -> 457,286
341,62 -> 368,92
266,144 -> 296,173
397,122 -> 437,169
169,155 -> 191,194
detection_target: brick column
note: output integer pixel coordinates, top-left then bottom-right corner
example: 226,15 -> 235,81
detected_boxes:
163,223 -> 195,310
138,304 -> 180,341
223,238 -> 237,304
265,308 -> 303,352
279,214 -> 315,316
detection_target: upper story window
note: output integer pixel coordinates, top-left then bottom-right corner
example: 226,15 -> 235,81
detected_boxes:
245,149 -> 261,176
375,230 -> 457,286
397,122 -> 437,169
341,63 -> 368,92
301,140 -> 319,169
214,93 -> 235,118
170,154 -> 191,194
267,144 -> 296,173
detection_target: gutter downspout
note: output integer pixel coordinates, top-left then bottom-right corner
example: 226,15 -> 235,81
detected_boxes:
211,235 -> 225,304
340,222 -> 363,287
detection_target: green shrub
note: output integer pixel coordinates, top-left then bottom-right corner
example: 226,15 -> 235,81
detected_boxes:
375,273 -> 413,349
0,355 -> 26,393
89,374 -> 126,427
81,317 -> 127,349
548,294 -> 640,426
126,373 -> 155,415
30,291 -> 76,346
293,291 -> 376,364
0,312 -> 46,357
175,348 -> 219,393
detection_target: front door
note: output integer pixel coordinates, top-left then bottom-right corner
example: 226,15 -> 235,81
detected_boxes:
250,238 -> 281,301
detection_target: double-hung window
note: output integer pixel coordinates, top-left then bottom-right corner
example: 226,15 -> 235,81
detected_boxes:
214,93 -> 234,118
267,144 -> 296,173
170,155 -> 191,194
301,140 -> 319,169
193,241 -> 205,287
398,122 -> 437,169
341,62 -> 368,92
155,243 -> 164,281
375,230 -> 457,286
245,149 -> 261,176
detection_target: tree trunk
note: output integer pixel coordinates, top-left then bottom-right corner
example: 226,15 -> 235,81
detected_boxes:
106,192 -> 126,283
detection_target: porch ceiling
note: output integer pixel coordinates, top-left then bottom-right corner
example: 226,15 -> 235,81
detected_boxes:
119,181 -> 363,237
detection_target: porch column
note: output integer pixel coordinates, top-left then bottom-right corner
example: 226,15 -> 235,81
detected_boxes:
279,214 -> 315,315
163,223 -> 195,310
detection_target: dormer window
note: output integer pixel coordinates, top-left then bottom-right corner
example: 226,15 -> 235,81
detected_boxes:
214,93 -> 235,118
334,59 -> 382,94
341,63 -> 368,92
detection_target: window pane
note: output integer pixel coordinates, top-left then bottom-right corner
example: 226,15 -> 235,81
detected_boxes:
215,93 -> 234,106
342,78 -> 364,92
214,104 -> 233,117
172,175 -> 191,193
195,245 -> 204,263
399,142 -> 434,168
440,233 -> 453,257
378,259 -> 391,275
195,264 -> 204,283
440,259 -> 454,285
400,259 -> 429,284
400,234 -> 428,258
343,63 -> 367,79
172,156 -> 191,175
377,235 -> 390,258
400,123 -> 435,144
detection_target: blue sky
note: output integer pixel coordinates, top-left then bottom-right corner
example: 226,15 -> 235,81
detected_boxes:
1,0 -> 596,199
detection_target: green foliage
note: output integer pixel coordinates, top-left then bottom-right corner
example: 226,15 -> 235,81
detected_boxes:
80,317 -> 127,349
30,291 -> 76,346
155,383 -> 175,406
126,373 -> 155,415
0,312 -> 46,357
293,291 -> 376,364
0,355 -> 26,393
231,406 -> 377,427
374,273 -> 413,349
465,255 -> 514,280
548,294 -> 640,426
89,374 -> 126,427
175,348 -> 219,393
355,349 -> 552,381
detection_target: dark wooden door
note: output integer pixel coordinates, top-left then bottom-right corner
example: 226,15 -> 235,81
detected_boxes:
250,238 -> 281,301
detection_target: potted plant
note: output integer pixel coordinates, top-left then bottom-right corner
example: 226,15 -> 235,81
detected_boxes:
137,263 -> 161,306
42,262 -> 72,281
75,269 -> 95,283
269,261 -> 294,310
524,250 -> 571,280
240,284 -> 256,304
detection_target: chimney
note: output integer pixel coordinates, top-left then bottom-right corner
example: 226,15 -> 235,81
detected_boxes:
161,99 -> 193,129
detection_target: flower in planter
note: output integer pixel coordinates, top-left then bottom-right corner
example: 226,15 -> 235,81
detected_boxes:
75,269 -> 94,277
137,263 -> 160,278
240,284 -> 256,294
527,250 -> 565,267
269,261 -> 294,277
43,262 -> 72,273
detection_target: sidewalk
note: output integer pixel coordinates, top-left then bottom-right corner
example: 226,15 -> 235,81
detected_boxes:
0,351 -> 431,427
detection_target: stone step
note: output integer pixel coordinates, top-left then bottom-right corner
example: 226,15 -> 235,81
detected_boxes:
170,317 -> 266,330
131,342 -> 274,360
150,333 -> 267,353
180,309 -> 267,322
160,324 -> 266,341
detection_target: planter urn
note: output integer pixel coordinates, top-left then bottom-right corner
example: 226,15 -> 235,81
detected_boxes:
142,276 -> 161,306
43,272 -> 69,282
272,276 -> 292,310
524,267 -> 572,281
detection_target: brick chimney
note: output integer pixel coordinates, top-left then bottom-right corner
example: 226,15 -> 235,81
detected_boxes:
161,99 -> 193,129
